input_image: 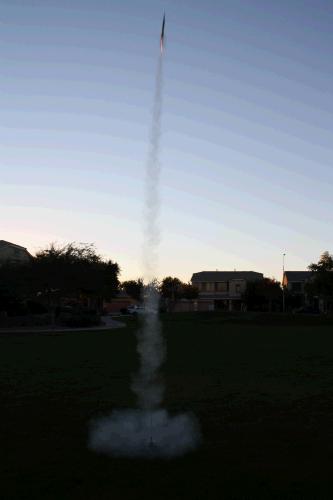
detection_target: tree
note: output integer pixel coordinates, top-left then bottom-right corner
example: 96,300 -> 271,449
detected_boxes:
182,282 -> 199,300
122,279 -> 144,301
160,277 -> 199,301
308,251 -> 333,273
0,242 -> 120,314
0,283 -> 24,316
160,277 -> 184,301
33,243 -> 119,302
159,277 -> 199,312
306,251 -> 333,312
242,278 -> 282,312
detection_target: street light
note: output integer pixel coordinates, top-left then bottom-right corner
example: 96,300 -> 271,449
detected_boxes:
282,253 -> 286,313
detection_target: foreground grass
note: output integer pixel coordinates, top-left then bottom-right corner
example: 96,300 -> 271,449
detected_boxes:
1,313 -> 333,499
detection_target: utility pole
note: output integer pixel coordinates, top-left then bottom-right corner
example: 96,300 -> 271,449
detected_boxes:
282,253 -> 286,313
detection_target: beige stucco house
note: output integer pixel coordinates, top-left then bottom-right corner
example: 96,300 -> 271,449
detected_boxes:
191,271 -> 264,311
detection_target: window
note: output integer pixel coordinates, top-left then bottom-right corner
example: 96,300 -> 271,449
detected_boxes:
216,282 -> 227,292
291,282 -> 302,293
206,282 -> 215,292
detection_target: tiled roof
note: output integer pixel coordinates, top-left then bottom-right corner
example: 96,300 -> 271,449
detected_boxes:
191,271 -> 263,282
0,240 -> 27,250
284,271 -> 312,282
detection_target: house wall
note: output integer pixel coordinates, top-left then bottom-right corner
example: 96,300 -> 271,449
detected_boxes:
197,300 -> 214,311
194,280 -> 246,301
286,281 -> 306,294
172,301 -> 195,313
171,299 -> 215,312
0,244 -> 31,265
229,279 -> 246,296
196,281 -> 228,293
103,298 -> 138,313
194,280 -> 246,295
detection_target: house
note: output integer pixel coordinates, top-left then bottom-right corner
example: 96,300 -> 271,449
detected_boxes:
191,271 -> 264,312
103,290 -> 139,314
282,271 -> 313,295
282,271 -> 320,310
0,240 -> 32,266
282,271 -> 313,307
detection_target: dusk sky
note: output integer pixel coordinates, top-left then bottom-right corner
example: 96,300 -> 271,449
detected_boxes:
1,0 -> 333,282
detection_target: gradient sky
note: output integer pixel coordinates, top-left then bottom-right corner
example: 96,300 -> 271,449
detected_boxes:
1,0 -> 333,282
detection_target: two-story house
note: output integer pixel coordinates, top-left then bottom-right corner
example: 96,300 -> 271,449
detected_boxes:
282,271 -> 312,295
0,240 -> 32,266
191,271 -> 264,311
282,271 -> 314,309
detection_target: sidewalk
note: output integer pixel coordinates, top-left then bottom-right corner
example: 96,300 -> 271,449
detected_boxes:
0,316 -> 125,335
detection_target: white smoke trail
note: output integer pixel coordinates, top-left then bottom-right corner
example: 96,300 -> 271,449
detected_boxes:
131,282 -> 165,410
142,55 -> 163,283
132,54 -> 164,411
89,52 -> 201,459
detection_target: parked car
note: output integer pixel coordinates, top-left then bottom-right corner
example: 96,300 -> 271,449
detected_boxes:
293,305 -> 319,314
127,305 -> 145,315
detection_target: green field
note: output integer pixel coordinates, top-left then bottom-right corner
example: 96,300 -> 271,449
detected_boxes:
2,313 -> 333,500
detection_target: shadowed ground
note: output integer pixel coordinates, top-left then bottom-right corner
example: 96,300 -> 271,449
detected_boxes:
1,312 -> 333,499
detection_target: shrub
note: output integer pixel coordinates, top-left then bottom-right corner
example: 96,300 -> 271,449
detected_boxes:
61,314 -> 101,328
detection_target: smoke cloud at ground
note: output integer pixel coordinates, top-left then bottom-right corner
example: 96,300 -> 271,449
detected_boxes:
88,409 -> 200,459
89,53 -> 201,459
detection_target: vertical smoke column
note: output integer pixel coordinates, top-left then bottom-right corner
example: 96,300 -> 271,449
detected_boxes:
132,54 -> 165,412
143,49 -> 163,282
88,21 -> 201,458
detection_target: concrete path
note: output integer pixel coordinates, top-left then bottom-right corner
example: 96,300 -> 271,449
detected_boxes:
0,316 -> 126,335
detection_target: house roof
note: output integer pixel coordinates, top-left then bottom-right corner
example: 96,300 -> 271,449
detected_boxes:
284,271 -> 312,282
0,240 -> 28,250
191,271 -> 264,282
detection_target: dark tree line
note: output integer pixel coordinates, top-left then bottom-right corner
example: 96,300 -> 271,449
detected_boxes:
306,251 -> 333,312
0,243 -> 120,319
121,279 -> 144,302
160,277 -> 198,300
242,278 -> 282,312
121,276 -> 198,304
3,243 -> 331,320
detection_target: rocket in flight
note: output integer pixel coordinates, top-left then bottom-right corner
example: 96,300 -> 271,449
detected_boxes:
160,13 -> 165,54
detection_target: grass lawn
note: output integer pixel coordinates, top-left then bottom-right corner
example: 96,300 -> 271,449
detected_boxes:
2,312 -> 333,499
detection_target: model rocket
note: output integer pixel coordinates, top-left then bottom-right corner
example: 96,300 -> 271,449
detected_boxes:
160,13 -> 165,54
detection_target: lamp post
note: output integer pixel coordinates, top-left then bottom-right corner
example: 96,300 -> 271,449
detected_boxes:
282,253 -> 286,313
